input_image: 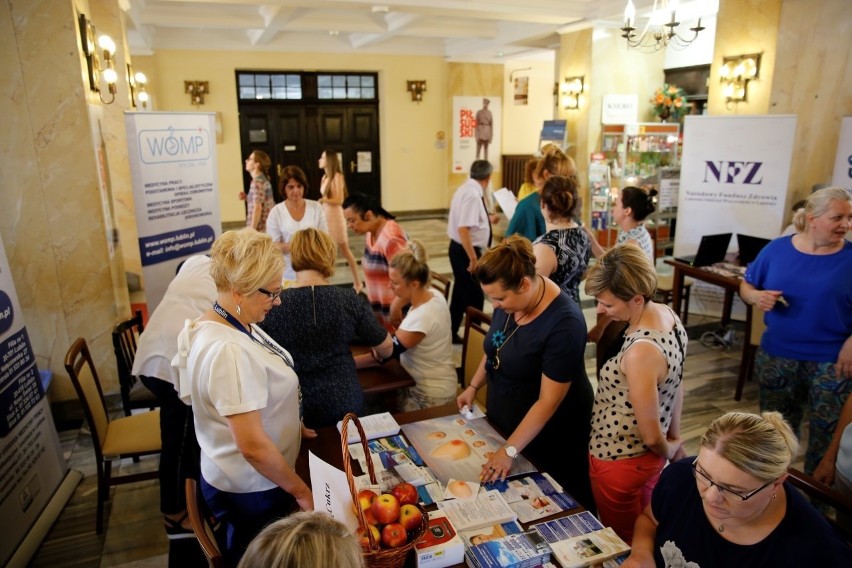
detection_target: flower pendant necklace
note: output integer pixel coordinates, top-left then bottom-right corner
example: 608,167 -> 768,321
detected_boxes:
491,276 -> 546,370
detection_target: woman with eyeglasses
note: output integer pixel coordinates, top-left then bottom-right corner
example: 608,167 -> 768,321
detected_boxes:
174,229 -> 312,566
623,411 -> 851,567
260,228 -> 392,429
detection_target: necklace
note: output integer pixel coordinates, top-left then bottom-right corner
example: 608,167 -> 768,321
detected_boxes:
490,275 -> 546,370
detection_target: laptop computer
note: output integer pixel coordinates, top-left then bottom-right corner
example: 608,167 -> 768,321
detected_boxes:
675,233 -> 732,266
737,234 -> 771,265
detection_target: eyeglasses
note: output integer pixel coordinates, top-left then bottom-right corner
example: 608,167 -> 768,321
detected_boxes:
692,458 -> 775,502
257,287 -> 283,301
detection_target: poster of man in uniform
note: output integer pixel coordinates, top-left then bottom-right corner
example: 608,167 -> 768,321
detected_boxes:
453,97 -> 501,174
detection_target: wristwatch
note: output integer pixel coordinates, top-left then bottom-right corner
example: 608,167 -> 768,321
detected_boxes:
505,445 -> 518,459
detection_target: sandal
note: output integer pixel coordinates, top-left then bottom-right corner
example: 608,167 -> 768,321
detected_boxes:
164,512 -> 195,540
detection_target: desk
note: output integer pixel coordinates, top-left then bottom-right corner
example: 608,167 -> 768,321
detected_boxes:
295,403 -> 585,568
664,258 -> 742,326
351,344 -> 416,394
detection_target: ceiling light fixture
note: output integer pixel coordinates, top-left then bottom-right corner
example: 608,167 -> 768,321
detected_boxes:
621,0 -> 704,52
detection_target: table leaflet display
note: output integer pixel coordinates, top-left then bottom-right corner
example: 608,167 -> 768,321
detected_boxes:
309,408 -> 632,568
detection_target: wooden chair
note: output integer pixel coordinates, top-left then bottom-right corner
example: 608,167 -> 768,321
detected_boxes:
460,307 -> 492,411
112,310 -> 158,416
185,478 -> 225,568
655,273 -> 694,326
734,304 -> 767,401
787,467 -> 852,542
430,271 -> 452,302
64,337 -> 161,533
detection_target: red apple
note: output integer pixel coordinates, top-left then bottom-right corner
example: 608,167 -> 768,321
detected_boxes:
381,522 -> 407,548
356,524 -> 380,551
371,493 -> 400,525
399,503 -> 422,531
391,482 -> 419,506
356,489 -> 378,513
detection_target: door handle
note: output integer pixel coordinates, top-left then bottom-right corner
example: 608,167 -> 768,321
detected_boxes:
350,160 -> 356,174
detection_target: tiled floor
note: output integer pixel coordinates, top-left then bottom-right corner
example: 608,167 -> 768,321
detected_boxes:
30,215 -> 774,568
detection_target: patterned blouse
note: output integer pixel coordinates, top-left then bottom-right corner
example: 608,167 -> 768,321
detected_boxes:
617,225 -> 654,261
534,227 -> 591,304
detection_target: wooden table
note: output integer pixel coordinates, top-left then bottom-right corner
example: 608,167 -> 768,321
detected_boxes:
664,258 -> 743,326
295,403 -> 586,568
352,344 -> 416,395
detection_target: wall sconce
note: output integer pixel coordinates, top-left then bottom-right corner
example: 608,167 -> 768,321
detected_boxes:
185,81 -> 209,105
407,80 -> 427,103
127,65 -> 149,109
78,13 -> 118,104
561,76 -> 584,110
719,53 -> 761,104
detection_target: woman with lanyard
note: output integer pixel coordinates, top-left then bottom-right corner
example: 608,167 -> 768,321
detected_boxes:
174,229 -> 313,567
456,235 -> 595,511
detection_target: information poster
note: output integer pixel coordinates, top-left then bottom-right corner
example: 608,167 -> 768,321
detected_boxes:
0,236 -> 66,566
832,116 -> 852,191
453,96 -> 502,174
675,115 -> 796,318
125,112 -> 222,311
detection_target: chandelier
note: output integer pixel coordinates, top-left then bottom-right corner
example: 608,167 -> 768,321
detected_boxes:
621,0 -> 705,52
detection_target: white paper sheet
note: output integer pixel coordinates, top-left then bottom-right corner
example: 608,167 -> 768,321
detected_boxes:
309,451 -> 359,531
493,187 -> 517,221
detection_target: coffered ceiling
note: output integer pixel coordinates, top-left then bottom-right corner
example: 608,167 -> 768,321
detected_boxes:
122,0 -> 641,61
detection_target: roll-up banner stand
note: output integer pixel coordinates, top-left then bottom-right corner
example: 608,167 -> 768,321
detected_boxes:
0,235 -> 81,567
675,115 -> 797,319
125,112 -> 222,312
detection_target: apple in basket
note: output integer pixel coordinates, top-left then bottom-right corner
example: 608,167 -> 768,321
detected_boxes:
356,488 -> 378,513
391,482 -> 418,506
371,493 -> 400,525
398,503 -> 422,532
356,524 -> 380,551
381,522 -> 407,549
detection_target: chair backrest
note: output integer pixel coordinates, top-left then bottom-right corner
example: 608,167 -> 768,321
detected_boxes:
112,310 -> 144,404
786,467 -> 852,542
64,337 -> 110,452
462,307 -> 491,410
185,478 -> 225,568
430,271 -> 452,302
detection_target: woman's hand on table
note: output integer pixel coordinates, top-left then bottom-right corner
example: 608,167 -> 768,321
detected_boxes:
622,550 -> 655,568
293,484 -> 314,512
479,447 -> 513,483
835,336 -> 852,378
457,386 -> 476,411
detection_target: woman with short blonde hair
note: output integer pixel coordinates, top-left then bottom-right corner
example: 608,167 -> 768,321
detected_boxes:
238,511 -> 363,568
261,228 -> 392,429
585,242 -> 687,543
175,229 -> 310,566
626,411 -> 850,567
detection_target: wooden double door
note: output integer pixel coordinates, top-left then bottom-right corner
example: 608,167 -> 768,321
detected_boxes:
238,104 -> 380,205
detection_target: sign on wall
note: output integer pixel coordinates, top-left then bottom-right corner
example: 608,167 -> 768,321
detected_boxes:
453,96 -> 502,174
0,236 -> 67,566
832,116 -> 852,191
675,115 -> 797,317
601,94 -> 638,125
125,112 -> 222,312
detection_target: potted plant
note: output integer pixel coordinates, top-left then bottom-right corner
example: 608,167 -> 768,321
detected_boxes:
651,84 -> 688,122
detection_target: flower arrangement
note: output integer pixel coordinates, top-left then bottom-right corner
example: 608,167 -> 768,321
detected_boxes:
651,83 -> 688,121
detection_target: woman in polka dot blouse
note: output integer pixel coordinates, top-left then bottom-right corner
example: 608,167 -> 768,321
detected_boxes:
584,243 -> 688,544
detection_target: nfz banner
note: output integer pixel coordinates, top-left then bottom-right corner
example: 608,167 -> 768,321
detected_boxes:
675,115 -> 796,256
675,115 -> 796,318
125,112 -> 222,312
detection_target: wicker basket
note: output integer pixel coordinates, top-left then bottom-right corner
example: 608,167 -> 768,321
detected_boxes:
340,412 -> 429,568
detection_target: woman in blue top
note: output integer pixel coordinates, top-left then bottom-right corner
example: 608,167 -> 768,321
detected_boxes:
740,187 -> 852,476
506,148 -> 576,241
